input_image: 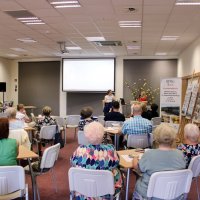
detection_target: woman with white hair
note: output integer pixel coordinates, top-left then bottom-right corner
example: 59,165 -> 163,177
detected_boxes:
177,123 -> 200,167
132,123 -> 186,199
70,121 -> 122,200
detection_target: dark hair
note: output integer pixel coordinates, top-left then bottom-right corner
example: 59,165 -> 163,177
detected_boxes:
151,103 -> 158,112
0,118 -> 9,139
106,89 -> 112,95
112,101 -> 120,109
17,104 -> 24,111
80,107 -> 93,119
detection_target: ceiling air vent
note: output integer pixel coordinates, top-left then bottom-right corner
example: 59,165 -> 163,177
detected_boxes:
93,41 -> 122,47
5,10 -> 35,18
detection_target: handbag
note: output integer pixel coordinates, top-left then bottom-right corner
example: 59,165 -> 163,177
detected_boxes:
54,125 -> 64,149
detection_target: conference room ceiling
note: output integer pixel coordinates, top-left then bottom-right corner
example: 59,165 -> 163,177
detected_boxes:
1,0 -> 200,59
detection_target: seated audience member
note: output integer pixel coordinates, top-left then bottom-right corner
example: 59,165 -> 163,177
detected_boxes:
5,107 -> 24,129
177,123 -> 200,168
122,103 -> 152,137
71,122 -> 122,199
0,118 -> 18,166
16,104 -> 31,123
141,103 -> 151,120
104,101 -> 125,122
132,124 -> 186,199
36,106 -> 56,131
78,106 -> 97,131
148,103 -> 159,120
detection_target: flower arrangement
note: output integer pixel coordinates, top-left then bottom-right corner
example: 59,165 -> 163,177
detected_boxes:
124,79 -> 160,104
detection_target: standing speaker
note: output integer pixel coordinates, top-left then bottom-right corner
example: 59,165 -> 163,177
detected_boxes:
0,82 -> 6,92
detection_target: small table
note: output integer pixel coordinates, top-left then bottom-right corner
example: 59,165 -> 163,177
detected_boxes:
104,127 -> 121,150
17,145 -> 39,200
117,149 -> 143,200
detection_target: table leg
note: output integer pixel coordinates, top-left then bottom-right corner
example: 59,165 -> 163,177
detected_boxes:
114,134 -> 117,150
125,168 -> 130,200
28,158 -> 37,200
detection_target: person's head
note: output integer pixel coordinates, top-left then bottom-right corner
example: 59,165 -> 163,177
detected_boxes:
184,123 -> 200,143
131,103 -> 142,116
17,104 -> 25,112
112,101 -> 120,110
84,121 -> 104,145
0,118 -> 9,139
80,107 -> 93,119
107,89 -> 112,95
5,107 -> 17,119
141,103 -> 147,112
151,103 -> 158,112
42,106 -> 52,116
154,124 -> 176,147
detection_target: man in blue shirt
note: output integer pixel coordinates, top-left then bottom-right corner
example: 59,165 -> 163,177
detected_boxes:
122,103 -> 152,136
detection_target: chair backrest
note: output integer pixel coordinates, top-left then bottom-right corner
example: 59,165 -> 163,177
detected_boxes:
147,169 -> 193,199
55,117 -> 66,127
40,125 -> 57,140
9,129 -> 31,149
98,115 -> 105,126
188,155 -> 200,177
78,131 -> 90,145
104,121 -> 124,128
40,143 -> 60,170
0,166 -> 26,195
68,167 -> 115,198
66,115 -> 80,125
151,117 -> 161,126
127,133 -> 152,148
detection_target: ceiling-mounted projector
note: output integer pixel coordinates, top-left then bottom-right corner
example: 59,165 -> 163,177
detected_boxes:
57,41 -> 69,54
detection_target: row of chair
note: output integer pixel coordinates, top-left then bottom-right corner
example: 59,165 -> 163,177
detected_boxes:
68,154 -> 200,200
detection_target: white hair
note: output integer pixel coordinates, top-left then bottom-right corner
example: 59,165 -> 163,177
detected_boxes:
184,123 -> 200,143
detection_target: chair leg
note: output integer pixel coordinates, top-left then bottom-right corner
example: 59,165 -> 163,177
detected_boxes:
74,128 -> 77,139
25,184 -> 29,200
196,178 -> 200,200
35,176 -> 40,200
50,168 -> 58,193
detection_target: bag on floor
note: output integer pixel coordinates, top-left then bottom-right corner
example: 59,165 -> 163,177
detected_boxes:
54,125 -> 64,149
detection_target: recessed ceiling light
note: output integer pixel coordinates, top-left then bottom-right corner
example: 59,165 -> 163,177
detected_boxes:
10,48 -> 27,52
176,0 -> 200,5
127,45 -> 140,50
86,37 -> 105,41
103,53 -> 115,56
49,0 -> 81,8
17,17 -> 38,20
119,21 -> 141,28
155,52 -> 167,56
161,36 -> 179,40
21,19 -> 42,23
17,38 -> 37,43
66,46 -> 82,50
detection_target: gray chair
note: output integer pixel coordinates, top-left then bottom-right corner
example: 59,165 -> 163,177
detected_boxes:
25,143 -> 60,200
68,167 -> 121,200
104,121 -> 124,128
188,155 -> 200,199
0,166 -> 28,200
98,115 -> 105,126
66,115 -> 80,139
77,130 -> 90,145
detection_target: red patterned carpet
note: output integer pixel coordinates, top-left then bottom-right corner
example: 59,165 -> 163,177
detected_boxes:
26,129 -> 198,200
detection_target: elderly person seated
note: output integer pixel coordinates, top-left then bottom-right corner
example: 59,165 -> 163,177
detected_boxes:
5,107 -> 24,130
78,106 -> 97,131
36,106 -> 56,131
132,123 -> 186,199
0,118 -> 18,166
177,123 -> 200,168
71,121 -> 122,199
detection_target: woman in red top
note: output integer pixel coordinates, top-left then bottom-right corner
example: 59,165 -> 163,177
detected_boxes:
138,91 -> 147,102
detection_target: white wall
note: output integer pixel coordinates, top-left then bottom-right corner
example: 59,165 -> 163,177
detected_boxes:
178,37 -> 200,77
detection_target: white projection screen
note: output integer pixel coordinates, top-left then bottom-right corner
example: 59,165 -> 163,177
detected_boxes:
62,58 -> 115,92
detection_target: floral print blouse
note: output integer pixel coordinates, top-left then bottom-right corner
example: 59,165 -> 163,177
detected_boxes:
177,143 -> 200,167
70,144 -> 122,200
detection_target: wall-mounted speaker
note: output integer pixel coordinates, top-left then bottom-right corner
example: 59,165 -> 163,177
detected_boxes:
0,82 -> 6,92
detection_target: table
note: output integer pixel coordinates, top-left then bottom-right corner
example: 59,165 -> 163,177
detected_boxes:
117,149 -> 143,200
17,145 -> 39,200
104,127 -> 121,150
24,127 -> 36,144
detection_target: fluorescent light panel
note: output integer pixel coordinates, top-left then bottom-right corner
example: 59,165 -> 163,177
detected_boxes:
17,16 -> 45,25
161,36 -> 179,40
54,4 -> 80,8
50,1 -> 79,4
66,46 -> 82,50
6,54 -> 19,57
127,45 -> 140,50
176,0 -> 200,5
86,37 -> 105,41
119,21 -> 141,28
17,38 -> 37,43
155,52 -> 167,56
10,48 -> 27,52
49,0 -> 81,8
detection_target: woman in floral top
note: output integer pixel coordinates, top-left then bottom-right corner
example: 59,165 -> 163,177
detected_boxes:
71,121 -> 122,200
177,123 -> 200,167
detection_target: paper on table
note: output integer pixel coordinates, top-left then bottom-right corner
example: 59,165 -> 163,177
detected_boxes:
121,155 -> 133,162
